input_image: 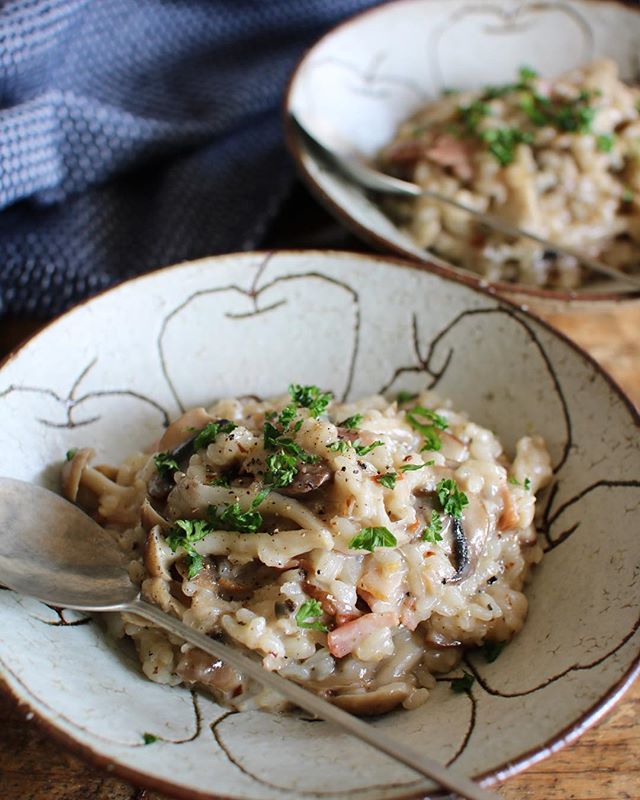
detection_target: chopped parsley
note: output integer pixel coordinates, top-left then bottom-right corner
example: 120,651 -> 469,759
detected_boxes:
263,417 -> 317,489
450,671 -> 475,694
65,448 -> 78,461
208,491 -> 268,535
193,420 -> 237,451
518,65 -> 538,83
480,127 -> 533,166
422,510 -> 443,543
354,440 -> 384,457
288,384 -> 332,418
396,390 -> 418,404
349,526 -> 397,552
165,518 -> 212,578
265,450 -> 298,488
436,478 -> 469,519
400,460 -> 435,472
406,405 -> 448,451
328,440 -> 351,454
377,472 -> 398,489
339,413 -> 363,430
142,732 -> 159,745
508,476 -> 531,490
277,403 -> 298,429
596,133 -> 615,153
295,599 -> 328,632
482,641 -> 506,663
154,452 -> 180,478
209,474 -> 231,488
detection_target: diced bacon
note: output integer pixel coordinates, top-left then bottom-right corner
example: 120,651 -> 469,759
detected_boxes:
499,484 -> 520,531
425,134 -> 474,181
327,612 -> 399,659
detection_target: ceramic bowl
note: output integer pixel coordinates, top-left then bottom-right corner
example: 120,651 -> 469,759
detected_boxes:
0,250 -> 638,800
285,0 -> 640,309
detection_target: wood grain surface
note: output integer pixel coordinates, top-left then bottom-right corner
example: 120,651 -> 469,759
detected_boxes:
0,298 -> 638,800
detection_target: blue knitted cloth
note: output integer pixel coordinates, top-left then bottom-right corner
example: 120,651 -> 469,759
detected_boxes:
0,0 -> 375,317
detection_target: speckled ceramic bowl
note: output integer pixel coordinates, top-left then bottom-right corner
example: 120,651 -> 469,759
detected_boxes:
285,0 -> 640,309
0,251 -> 638,800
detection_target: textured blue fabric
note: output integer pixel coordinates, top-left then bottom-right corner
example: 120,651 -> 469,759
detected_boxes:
0,0 -> 376,317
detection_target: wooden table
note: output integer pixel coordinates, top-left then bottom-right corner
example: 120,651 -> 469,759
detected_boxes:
1,190 -> 638,800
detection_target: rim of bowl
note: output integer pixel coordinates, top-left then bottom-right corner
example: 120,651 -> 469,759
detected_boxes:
282,0 -> 640,306
0,248 -> 638,800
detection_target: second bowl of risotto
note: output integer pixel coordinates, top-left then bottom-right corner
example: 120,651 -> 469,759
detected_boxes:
0,250 -> 638,799
286,0 -> 640,306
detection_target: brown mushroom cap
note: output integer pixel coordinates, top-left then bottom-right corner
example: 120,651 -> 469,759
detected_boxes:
157,407 -> 214,452
61,448 -> 95,502
330,683 -> 410,716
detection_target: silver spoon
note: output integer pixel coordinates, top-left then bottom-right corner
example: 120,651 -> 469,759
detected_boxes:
0,477 -> 497,800
290,113 -> 640,291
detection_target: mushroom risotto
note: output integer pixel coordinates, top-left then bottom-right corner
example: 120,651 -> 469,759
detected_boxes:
63,386 -> 552,716
378,60 -> 640,288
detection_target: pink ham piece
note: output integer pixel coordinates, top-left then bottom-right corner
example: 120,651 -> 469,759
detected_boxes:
425,134 -> 474,181
327,612 -> 399,659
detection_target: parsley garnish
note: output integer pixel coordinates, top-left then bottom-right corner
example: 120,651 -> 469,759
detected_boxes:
339,414 -> 363,430
422,510 -> 443,543
406,405 -> 448,451
65,448 -> 78,461
210,474 -> 231,488
480,127 -> 534,166
508,476 -> 531,490
208,491 -> 268,534
288,384 -> 332,418
450,671 -> 475,693
400,461 -> 434,472
396,390 -> 418,404
596,133 -> 615,153
142,732 -> 159,745
436,478 -> 469,519
354,440 -> 384,456
524,477 -> 531,491
328,440 -> 351,454
482,641 -> 506,663
154,452 -> 180,478
277,403 -> 298,429
265,450 -> 298,488
518,65 -> 538,83
193,420 -> 236,451
377,472 -> 397,489
349,526 -> 397,552
165,518 -> 212,578
295,599 -> 328,632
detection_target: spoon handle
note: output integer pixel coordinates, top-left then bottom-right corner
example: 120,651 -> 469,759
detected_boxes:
126,598 -> 496,800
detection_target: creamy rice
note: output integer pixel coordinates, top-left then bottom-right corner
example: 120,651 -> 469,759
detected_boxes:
378,60 -> 640,288
63,386 -> 551,716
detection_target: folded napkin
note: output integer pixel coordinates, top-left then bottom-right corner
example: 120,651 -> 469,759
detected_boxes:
0,0 -> 376,317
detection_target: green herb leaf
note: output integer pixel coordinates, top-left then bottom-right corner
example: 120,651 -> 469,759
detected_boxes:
210,474 -> 231,488
295,598 -> 328,631
377,472 -> 397,489
165,518 -> 213,578
154,452 -> 180,478
524,477 -> 531,491
480,127 -> 534,166
328,440 -> 351,454
399,461 -> 435,472
65,448 -> 78,462
142,732 -> 159,745
339,414 -> 363,430
349,526 -> 397,552
208,502 -> 263,534
265,450 -> 298,488
508,476 -> 520,486
482,641 -> 506,663
396,390 -> 418,404
193,420 -> 237,451
406,405 -> 448,451
436,478 -> 469,519
596,133 -> 615,153
354,440 -> 384,457
450,671 -> 475,693
518,65 -> 538,84
422,510 -> 443,543
288,384 -> 333,418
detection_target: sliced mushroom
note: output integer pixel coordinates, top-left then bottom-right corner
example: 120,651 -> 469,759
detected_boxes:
140,498 -> 171,532
278,460 -> 333,497
143,525 -> 173,580
157,407 -> 214,452
302,580 -> 361,623
330,683 -> 411,716
176,647 -> 243,695
62,448 -> 95,502
444,496 -> 489,585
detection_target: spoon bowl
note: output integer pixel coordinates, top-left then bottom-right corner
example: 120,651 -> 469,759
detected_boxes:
0,477 -> 137,611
